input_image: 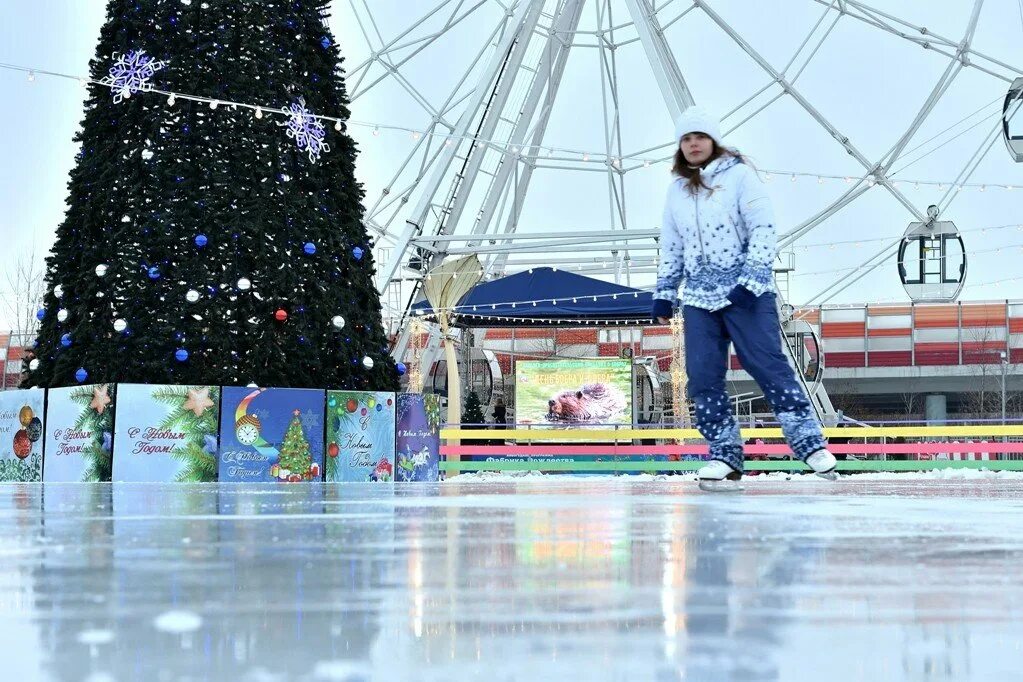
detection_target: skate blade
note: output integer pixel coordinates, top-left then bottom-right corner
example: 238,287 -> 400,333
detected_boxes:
698,479 -> 744,493
814,470 -> 838,481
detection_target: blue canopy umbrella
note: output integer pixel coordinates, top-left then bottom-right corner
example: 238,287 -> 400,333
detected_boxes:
411,267 -> 655,326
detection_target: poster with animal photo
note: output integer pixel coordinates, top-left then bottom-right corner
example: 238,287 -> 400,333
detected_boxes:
112,384 -> 220,482
0,388 -> 45,482
218,387 -> 325,483
44,384 -> 116,482
515,359 -> 633,428
394,393 -> 441,482
325,391 -> 396,483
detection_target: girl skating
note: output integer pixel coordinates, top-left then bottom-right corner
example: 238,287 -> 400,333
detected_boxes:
652,107 -> 837,491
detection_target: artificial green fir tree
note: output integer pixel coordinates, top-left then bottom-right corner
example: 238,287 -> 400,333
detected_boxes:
26,0 -> 398,391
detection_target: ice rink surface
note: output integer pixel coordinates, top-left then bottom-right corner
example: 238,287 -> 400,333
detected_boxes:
2,474 -> 1022,681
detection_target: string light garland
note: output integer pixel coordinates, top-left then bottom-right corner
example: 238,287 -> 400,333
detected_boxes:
2,60 -> 1018,191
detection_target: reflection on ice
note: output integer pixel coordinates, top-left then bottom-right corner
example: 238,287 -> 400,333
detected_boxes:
0,478 -> 1020,681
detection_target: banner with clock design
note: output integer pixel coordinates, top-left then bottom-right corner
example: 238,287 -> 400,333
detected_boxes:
112,384 -> 220,482
44,384 -> 116,482
325,391 -> 396,483
0,388 -> 45,482
218,387 -> 325,482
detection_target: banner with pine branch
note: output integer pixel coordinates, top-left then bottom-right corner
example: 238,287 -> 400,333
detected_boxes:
44,384 -> 116,482
112,384 -> 220,482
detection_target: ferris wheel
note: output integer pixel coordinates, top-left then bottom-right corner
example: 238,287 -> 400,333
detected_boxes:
334,0 -> 1022,364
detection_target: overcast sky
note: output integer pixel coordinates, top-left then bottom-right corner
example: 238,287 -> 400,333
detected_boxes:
2,0 -> 1022,331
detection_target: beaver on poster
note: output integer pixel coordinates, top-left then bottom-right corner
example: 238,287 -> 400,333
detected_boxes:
516,359 -> 633,428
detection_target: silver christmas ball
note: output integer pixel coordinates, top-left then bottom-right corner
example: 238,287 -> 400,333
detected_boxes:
57,309 -> 69,322
113,318 -> 127,332
331,315 -> 345,329
29,359 -> 39,371
95,264 -> 108,277
362,356 -> 374,370
53,285 -> 64,298
186,289 -> 200,303
237,277 -> 252,291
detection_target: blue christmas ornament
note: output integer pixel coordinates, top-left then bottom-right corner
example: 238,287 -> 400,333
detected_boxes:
303,242 -> 316,255
36,308 -> 45,321
75,368 -> 88,383
148,266 -> 161,280
320,36 -> 331,48
352,246 -> 364,261
376,403 -> 383,412
175,348 -> 189,362
396,362 -> 407,376
195,234 -> 208,247
60,333 -> 72,347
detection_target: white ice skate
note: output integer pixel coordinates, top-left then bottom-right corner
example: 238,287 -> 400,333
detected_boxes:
806,449 -> 838,480
698,460 -> 743,492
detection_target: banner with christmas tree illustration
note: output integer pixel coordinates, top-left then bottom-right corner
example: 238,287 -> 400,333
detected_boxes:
0,388 -> 45,482
112,384 -> 220,482
395,394 -> 441,482
44,384 -> 116,482
219,387 -> 325,482
325,391 -> 397,482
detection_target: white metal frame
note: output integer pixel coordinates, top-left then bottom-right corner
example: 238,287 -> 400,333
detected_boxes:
338,0 -> 1020,420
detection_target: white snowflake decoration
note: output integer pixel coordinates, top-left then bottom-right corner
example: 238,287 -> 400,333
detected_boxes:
101,50 -> 167,104
282,98 -> 330,163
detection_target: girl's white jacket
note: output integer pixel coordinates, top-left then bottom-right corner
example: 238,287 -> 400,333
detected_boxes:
653,154 -> 776,312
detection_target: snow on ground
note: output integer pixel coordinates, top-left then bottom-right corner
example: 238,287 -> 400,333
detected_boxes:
448,468 -> 1023,482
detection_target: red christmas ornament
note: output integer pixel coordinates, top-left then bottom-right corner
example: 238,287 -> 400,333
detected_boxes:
13,430 -> 31,459
274,309 -> 288,322
386,398 -> 393,406
345,399 -> 357,413
327,442 -> 340,458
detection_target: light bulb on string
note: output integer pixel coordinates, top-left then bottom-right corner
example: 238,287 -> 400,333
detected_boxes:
28,71 -> 35,82
255,107 -> 263,119
334,120 -> 342,131
168,93 -> 176,106
372,126 -> 379,136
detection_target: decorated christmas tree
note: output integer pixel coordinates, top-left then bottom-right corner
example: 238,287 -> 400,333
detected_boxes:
463,390 -> 485,426
278,409 -> 312,477
25,0 -> 398,391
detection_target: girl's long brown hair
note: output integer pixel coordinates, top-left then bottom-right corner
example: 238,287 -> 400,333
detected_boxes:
672,138 -> 745,195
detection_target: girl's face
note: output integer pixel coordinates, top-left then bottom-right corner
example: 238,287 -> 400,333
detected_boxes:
680,132 -> 713,165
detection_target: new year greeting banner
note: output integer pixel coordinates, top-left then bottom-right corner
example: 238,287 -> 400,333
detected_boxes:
0,388 -> 45,482
394,393 -> 441,482
44,384 -> 116,482
112,384 -> 220,482
325,391 -> 396,483
218,387 -> 325,482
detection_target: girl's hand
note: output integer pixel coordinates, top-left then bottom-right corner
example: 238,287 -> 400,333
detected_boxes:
657,317 -> 670,324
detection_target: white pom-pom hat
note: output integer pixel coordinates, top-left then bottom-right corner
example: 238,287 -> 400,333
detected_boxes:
673,106 -> 722,145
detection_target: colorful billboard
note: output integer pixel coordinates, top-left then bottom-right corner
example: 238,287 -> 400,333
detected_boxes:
514,359 -> 632,428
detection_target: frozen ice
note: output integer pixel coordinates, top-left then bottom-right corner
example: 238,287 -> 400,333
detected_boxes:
1,477 -> 1021,680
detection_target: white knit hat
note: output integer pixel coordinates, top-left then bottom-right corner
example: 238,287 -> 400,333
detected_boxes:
673,106 -> 722,145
